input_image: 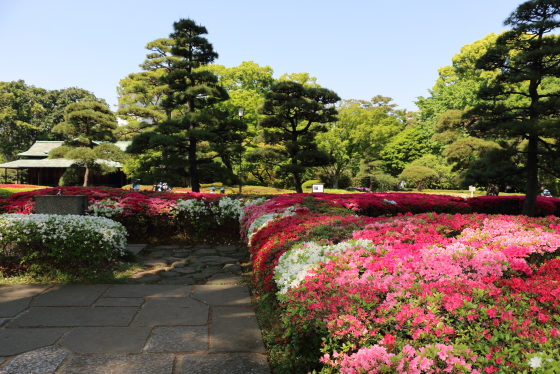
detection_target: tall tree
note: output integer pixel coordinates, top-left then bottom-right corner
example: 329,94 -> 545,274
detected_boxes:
0,81 -> 45,161
50,101 -> 123,186
38,87 -> 106,140
116,38 -> 178,140
316,97 -> 405,188
198,61 -> 274,179
258,81 -> 340,193
126,19 -> 245,191
466,0 -> 560,216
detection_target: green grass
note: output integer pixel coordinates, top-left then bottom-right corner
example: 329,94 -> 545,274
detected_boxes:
0,261 -> 145,285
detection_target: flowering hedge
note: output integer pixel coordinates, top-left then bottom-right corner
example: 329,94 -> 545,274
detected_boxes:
241,196 -> 560,373
467,195 -> 560,217
0,214 -> 127,276
0,187 -> 252,241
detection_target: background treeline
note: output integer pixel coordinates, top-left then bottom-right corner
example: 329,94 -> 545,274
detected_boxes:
3,1 -> 560,203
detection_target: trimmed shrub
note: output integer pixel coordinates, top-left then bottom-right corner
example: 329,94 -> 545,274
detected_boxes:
468,195 -> 557,216
0,214 -> 127,276
399,165 -> 439,191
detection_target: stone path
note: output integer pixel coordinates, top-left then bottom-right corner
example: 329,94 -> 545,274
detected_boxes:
0,244 -> 271,373
127,244 -> 250,286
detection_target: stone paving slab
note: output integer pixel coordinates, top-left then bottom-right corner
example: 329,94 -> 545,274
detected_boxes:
141,259 -> 168,267
206,273 -> 244,285
0,282 -> 270,373
159,276 -> 196,285
0,285 -> 51,298
179,353 -> 270,374
211,307 -> 266,353
94,297 -> 145,307
193,248 -> 218,256
132,298 -> 208,326
193,285 -> 252,306
7,307 -> 137,327
61,327 -> 152,354
125,244 -> 147,256
0,346 -> 67,374
60,354 -> 174,374
34,285 -> 110,307
128,273 -> 161,284
0,328 -> 68,356
103,285 -> 192,298
145,326 -> 208,353
215,245 -> 238,253
0,297 -> 32,317
172,266 -> 196,275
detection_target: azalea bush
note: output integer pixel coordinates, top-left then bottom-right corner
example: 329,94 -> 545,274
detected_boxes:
249,212 -> 560,373
0,187 -> 253,242
0,213 -> 127,276
467,195 -> 560,217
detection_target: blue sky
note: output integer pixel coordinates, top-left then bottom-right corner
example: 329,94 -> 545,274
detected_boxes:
0,0 -> 522,112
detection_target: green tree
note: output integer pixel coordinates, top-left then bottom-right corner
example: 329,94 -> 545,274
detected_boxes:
126,19 -> 245,192
380,122 -> 435,175
316,97 -> 405,188
0,80 -> 46,162
416,32 -> 533,193
51,101 -> 123,186
258,81 -> 340,193
199,61 -> 274,182
399,165 -> 439,191
465,0 -> 560,215
116,38 -> 178,140
409,154 -> 458,189
38,87 -> 105,140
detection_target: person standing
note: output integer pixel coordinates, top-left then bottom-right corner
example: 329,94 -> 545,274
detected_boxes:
541,186 -> 552,197
131,179 -> 141,192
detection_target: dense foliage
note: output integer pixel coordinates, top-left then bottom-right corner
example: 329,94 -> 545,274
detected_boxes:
241,193 -> 560,373
0,214 -> 126,277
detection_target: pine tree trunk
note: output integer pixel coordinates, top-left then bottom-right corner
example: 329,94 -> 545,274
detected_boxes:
521,135 -> 539,217
83,166 -> 89,187
189,139 -> 199,193
293,172 -> 303,193
486,184 -> 499,196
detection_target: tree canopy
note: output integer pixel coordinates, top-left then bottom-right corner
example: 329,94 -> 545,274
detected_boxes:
258,80 -> 340,193
465,0 -> 560,215
51,101 -> 123,186
126,19 -> 246,191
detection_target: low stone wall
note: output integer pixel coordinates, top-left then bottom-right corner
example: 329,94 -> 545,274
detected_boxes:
35,195 -> 88,215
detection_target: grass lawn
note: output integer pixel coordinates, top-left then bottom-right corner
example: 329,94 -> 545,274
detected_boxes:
1,183 -> 527,197
0,261 -> 145,285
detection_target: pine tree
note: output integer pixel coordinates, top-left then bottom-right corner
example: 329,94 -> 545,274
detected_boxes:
466,0 -> 560,216
51,101 -> 123,186
258,81 -> 340,193
127,19 -> 245,191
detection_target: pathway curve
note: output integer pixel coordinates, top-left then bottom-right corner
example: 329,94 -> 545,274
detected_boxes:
0,244 -> 270,374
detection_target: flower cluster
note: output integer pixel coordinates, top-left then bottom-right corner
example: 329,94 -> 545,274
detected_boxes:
274,239 -> 376,296
0,213 -> 127,275
250,211 -> 560,373
0,187 -> 251,241
89,199 -> 124,217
